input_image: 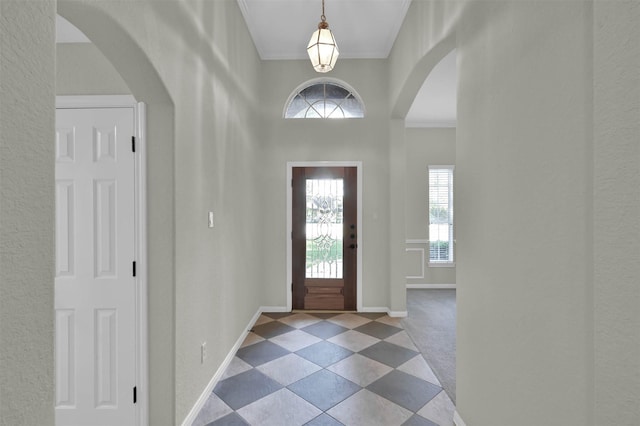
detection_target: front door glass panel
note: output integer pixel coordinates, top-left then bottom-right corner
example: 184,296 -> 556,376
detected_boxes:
305,179 -> 344,279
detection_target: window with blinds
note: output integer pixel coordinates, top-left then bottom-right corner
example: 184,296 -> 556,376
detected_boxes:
428,166 -> 454,265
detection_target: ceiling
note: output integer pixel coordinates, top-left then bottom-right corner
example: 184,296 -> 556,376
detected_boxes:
237,0 -> 411,60
56,2 -> 456,126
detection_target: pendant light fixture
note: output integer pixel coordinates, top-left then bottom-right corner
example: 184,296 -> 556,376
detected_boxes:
307,0 -> 339,73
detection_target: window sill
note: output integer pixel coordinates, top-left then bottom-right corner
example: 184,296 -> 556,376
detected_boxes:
428,262 -> 456,268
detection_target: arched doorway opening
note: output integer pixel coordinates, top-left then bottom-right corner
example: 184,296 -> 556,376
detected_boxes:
55,4 -> 175,424
394,39 -> 458,406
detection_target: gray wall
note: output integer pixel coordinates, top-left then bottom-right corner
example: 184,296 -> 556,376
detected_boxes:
0,0 -> 56,424
391,0 -> 640,424
259,59 -> 396,311
593,1 -> 640,423
2,0 -> 638,425
405,128 -> 456,286
57,0 -> 264,423
456,1 -> 592,423
57,43 -> 130,95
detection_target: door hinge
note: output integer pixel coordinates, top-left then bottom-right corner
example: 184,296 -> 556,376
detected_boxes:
133,261 -> 137,277
133,386 -> 137,404
132,136 -> 136,153
291,283 -> 293,292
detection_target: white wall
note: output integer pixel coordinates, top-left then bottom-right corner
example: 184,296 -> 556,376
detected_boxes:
259,59 -> 399,311
0,0 -> 56,424
405,128 -> 456,286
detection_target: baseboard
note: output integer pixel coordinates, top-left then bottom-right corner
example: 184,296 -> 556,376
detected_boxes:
180,308 -> 263,426
453,410 -> 466,426
259,305 -> 289,313
406,284 -> 456,289
360,307 -> 407,318
359,306 -> 389,313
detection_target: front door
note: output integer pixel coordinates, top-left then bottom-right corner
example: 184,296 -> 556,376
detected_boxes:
292,167 -> 357,310
55,107 -> 137,425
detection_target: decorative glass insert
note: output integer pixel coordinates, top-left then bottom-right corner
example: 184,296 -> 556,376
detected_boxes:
428,166 -> 454,264
285,81 -> 364,119
306,179 -> 344,278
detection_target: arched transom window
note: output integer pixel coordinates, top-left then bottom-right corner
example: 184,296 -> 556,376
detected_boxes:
284,79 -> 365,119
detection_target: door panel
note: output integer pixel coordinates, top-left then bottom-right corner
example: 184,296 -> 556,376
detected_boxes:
292,167 -> 357,310
55,107 -> 136,426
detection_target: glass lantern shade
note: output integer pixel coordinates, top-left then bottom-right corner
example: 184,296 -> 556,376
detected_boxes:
307,28 -> 339,73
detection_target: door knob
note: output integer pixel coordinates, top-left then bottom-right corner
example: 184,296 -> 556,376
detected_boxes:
349,244 -> 357,249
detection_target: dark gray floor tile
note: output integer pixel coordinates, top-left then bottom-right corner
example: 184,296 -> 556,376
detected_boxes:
307,312 -> 340,319
235,340 -> 290,367
301,321 -> 348,339
213,369 -> 282,410
305,413 -> 345,426
262,312 -> 293,319
288,370 -> 361,411
295,341 -> 353,367
251,320 -> 296,339
356,312 -> 387,320
367,370 -> 441,412
402,414 -> 438,426
359,341 -> 419,367
354,321 -> 403,339
206,412 -> 249,425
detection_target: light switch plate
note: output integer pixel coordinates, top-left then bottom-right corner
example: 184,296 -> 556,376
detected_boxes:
208,211 -> 214,228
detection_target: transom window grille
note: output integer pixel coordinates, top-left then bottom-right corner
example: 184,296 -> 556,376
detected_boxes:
285,80 -> 364,119
428,166 -> 454,265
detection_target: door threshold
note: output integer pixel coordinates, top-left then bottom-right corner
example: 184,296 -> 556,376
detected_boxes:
292,310 -> 358,314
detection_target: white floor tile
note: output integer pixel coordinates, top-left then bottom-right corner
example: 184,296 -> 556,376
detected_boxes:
191,393 -> 233,426
384,330 -> 419,351
240,332 -> 265,348
328,313 -> 372,329
397,354 -> 441,386
257,353 -> 321,386
417,390 -> 456,426
327,330 -> 379,352
220,357 -> 253,381
269,329 -> 322,352
255,315 -> 275,326
327,353 -> 393,387
237,388 -> 321,426
327,389 -> 413,426
277,313 -> 322,329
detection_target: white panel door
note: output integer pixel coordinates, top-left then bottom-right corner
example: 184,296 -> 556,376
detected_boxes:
55,107 -> 136,426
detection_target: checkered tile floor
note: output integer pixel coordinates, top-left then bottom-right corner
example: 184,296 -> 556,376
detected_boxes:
193,312 -> 455,426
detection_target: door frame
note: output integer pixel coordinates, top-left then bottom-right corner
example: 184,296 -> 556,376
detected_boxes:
55,95 -> 148,426
287,161 -> 363,312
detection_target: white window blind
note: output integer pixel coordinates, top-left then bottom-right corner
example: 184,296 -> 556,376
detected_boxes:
428,166 -> 454,264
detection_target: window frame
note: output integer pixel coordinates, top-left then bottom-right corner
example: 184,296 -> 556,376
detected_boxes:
428,165 -> 455,267
283,77 -> 365,119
